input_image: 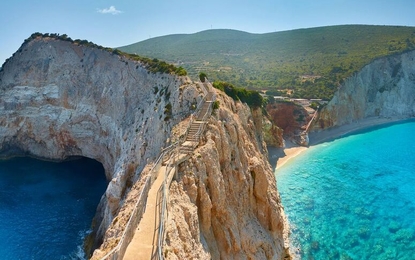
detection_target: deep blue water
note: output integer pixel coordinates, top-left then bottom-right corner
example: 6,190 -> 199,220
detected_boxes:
0,157 -> 107,260
276,120 -> 415,260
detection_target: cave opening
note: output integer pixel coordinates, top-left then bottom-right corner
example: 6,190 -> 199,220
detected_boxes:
0,156 -> 107,259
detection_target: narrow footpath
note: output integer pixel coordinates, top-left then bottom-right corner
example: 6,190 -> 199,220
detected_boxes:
122,83 -> 215,259
123,165 -> 166,260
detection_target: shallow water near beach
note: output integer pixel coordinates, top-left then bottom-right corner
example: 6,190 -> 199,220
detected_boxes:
275,120 -> 415,260
0,157 -> 106,259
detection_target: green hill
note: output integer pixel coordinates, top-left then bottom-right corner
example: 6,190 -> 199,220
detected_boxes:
119,25 -> 415,100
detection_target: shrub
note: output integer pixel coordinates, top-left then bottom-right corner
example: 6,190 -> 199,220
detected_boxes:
213,81 -> 264,108
199,72 -> 207,82
212,100 -> 220,110
164,103 -> 172,121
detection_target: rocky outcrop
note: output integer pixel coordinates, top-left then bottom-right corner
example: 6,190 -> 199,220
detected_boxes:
266,101 -> 310,146
313,50 -> 415,130
261,110 -> 284,147
163,91 -> 290,259
0,35 -> 290,259
0,36 -> 202,253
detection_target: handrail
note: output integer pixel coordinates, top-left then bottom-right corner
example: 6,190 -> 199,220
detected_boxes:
156,84 -> 216,259
157,155 -> 176,259
305,110 -> 318,133
156,138 -> 182,260
157,84 -> 216,260
98,81 -> 214,260
199,80 -> 208,96
190,92 -> 216,143
98,146 -> 174,260
182,94 -> 207,143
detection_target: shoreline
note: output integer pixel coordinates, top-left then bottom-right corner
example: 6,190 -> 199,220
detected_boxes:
272,116 -> 413,171
271,116 -> 414,260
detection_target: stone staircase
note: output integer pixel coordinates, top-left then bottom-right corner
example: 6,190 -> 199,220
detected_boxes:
179,89 -> 215,155
108,83 -> 217,260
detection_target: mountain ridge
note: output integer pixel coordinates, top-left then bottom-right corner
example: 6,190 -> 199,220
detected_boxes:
119,25 -> 415,100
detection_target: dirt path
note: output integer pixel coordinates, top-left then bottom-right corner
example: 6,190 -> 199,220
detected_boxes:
123,165 -> 166,260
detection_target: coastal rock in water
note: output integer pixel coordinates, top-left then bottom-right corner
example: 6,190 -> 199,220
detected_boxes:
314,50 -> 415,130
163,91 -> 290,259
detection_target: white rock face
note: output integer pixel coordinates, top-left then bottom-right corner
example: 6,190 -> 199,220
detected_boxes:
0,36 -> 289,259
314,50 -> 415,129
0,37 -> 200,250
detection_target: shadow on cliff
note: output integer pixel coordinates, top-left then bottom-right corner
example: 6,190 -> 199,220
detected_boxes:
267,146 -> 286,172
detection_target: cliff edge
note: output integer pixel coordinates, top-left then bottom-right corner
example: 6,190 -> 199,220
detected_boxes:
0,35 -> 289,259
0,35 -> 200,254
313,50 -> 415,130
163,90 -> 290,259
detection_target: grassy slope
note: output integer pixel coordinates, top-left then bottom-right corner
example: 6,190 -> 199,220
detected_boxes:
119,25 -> 415,100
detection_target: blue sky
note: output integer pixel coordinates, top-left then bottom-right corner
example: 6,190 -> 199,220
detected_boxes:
1,0 -> 414,65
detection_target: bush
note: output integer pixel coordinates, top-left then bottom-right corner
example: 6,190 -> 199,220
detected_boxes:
164,103 -> 172,121
212,100 -> 220,110
199,72 -> 207,82
310,101 -> 320,110
213,81 -> 264,108
175,66 -> 187,76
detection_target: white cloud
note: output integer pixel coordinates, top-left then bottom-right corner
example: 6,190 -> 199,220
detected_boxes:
97,6 -> 122,15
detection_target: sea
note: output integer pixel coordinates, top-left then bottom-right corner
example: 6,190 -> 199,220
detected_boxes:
275,119 -> 415,260
0,157 -> 107,260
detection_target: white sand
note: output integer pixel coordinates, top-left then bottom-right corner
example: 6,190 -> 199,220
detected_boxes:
273,116 -> 412,171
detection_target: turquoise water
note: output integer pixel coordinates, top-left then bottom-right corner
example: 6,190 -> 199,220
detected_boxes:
0,157 -> 107,259
276,120 -> 415,260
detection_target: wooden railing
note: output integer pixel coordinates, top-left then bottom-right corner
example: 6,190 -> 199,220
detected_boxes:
98,81 -> 215,260
156,82 -> 216,259
98,146 -> 173,260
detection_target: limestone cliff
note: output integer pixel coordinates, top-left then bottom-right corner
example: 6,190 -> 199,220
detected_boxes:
0,36 -> 201,252
163,91 -> 290,259
313,50 -> 415,130
0,35 -> 289,259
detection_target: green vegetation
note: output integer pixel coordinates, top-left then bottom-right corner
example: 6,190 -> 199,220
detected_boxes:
164,103 -> 172,121
213,81 -> 263,108
199,72 -> 207,82
212,100 -> 220,110
20,32 -> 187,76
118,25 -> 415,100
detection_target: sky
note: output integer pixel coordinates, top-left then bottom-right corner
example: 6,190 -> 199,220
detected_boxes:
1,0 -> 415,66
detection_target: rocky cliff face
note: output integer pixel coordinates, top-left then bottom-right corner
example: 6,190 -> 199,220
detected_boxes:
0,36 -> 289,258
163,91 -> 290,259
314,50 -> 415,130
0,36 -> 201,251
266,101 -> 310,146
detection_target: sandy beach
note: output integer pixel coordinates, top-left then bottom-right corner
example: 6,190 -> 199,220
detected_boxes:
271,116 -> 413,171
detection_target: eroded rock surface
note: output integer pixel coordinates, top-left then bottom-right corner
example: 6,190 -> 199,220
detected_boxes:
0,36 -> 290,259
266,101 -> 310,146
0,36 -> 201,253
314,50 -> 415,130
164,91 -> 290,259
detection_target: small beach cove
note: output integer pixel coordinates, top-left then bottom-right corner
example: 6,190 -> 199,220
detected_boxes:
270,116 -> 415,259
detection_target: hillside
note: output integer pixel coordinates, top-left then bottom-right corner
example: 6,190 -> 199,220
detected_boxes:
119,25 -> 415,100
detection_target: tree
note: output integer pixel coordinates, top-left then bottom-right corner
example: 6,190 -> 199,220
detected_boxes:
199,72 -> 207,82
